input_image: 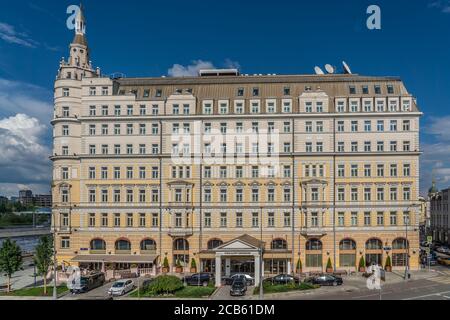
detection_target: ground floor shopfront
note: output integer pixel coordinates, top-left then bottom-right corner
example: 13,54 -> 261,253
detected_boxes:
56,229 -> 420,280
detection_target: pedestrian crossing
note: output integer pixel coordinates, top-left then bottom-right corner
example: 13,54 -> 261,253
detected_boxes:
429,271 -> 450,285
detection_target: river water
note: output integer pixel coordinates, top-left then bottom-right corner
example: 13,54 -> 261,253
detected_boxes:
0,236 -> 43,254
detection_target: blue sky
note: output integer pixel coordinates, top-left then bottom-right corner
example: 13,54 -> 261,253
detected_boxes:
0,0 -> 449,196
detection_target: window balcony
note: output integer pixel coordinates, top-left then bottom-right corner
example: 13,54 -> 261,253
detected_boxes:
168,228 -> 193,237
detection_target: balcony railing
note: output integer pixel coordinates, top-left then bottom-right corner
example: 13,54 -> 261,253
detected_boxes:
115,250 -> 131,255
89,250 -> 106,255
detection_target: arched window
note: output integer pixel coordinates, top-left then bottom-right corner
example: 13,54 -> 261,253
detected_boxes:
271,239 -> 288,250
392,238 -> 409,250
306,239 -> 322,251
140,239 -> 157,251
339,239 -> 356,250
207,239 -> 223,250
173,238 -> 189,251
115,239 -> 131,251
365,238 -> 382,250
90,239 -> 106,251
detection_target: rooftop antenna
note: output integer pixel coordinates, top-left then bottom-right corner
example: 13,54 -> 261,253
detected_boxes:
314,66 -> 325,75
342,61 -> 352,74
325,64 -> 335,74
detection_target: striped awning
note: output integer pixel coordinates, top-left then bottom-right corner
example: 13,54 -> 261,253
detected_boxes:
71,255 -> 157,263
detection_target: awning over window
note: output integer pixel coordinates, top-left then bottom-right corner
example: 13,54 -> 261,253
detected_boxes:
71,255 -> 157,263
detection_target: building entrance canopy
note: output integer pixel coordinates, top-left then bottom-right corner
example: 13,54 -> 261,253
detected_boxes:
212,234 -> 264,287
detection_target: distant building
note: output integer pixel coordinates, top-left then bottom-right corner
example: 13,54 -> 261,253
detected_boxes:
0,196 -> 8,205
19,190 -> 33,206
429,181 -> 450,246
33,194 -> 52,208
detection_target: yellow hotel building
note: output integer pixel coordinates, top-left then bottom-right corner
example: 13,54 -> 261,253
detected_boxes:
52,8 -> 422,286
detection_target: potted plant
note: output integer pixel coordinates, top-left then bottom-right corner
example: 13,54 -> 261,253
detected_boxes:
384,255 -> 392,272
296,259 -> 303,274
175,259 -> 183,273
326,258 -> 333,273
190,258 -> 197,273
358,256 -> 366,273
162,257 -> 170,273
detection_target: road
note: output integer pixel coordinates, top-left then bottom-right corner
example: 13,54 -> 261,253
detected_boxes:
0,227 -> 51,239
292,268 -> 450,300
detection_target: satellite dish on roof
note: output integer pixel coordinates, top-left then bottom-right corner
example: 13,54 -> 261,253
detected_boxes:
314,66 -> 325,75
325,64 -> 335,74
343,61 -> 352,74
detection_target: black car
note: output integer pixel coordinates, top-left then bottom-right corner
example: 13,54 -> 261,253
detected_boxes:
182,273 -> 211,286
265,274 -> 300,285
230,278 -> 247,296
305,275 -> 343,287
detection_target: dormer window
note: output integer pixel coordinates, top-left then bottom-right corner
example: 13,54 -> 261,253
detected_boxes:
143,89 -> 150,98
283,87 -> 291,96
387,85 -> 394,94
237,88 -> 244,97
252,88 -> 260,96
374,85 -> 382,94
155,89 -> 162,98
362,86 -> 369,94
349,86 -> 356,95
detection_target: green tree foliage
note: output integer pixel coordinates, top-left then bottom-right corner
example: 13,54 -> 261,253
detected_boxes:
190,258 -> 197,269
163,257 -> 170,268
146,275 -> 183,295
34,236 -> 53,295
385,255 -> 392,268
0,239 -> 23,293
326,258 -> 333,270
359,256 -> 366,269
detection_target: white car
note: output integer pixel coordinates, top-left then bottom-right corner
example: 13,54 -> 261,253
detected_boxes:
230,274 -> 254,285
108,280 -> 135,296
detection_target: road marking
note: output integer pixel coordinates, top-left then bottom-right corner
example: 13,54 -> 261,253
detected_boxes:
403,291 -> 450,300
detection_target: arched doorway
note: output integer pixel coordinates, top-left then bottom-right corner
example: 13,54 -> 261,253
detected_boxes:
365,238 -> 383,266
305,239 -> 323,270
392,238 -> 409,267
339,239 -> 357,268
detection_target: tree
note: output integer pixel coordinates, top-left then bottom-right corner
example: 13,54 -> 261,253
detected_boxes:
296,259 -> 303,273
326,258 -> 333,271
0,239 -> 23,293
34,235 -> 53,295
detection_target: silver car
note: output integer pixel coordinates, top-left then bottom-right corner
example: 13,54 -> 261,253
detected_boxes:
108,280 -> 135,296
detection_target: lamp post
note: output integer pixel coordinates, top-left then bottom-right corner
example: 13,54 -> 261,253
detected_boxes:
259,206 -> 263,300
404,203 -> 419,281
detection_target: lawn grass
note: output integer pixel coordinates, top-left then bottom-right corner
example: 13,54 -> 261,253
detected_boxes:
253,282 -> 318,295
129,284 -> 216,299
0,285 -> 68,297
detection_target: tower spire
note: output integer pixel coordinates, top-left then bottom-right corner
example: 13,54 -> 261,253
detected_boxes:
75,3 -> 86,36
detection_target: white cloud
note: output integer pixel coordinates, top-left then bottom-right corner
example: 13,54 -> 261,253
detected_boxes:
0,114 -> 51,197
0,22 -> 39,48
424,116 -> 450,141
429,0 -> 450,13
167,59 -> 241,77
0,78 -> 53,198
168,60 -> 215,77
0,78 -> 53,123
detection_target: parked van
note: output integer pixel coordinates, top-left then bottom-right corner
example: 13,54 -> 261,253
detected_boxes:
70,272 -> 105,294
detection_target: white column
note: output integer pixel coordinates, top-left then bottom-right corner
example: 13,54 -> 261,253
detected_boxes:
215,255 -> 222,287
254,254 -> 260,287
287,260 -> 291,274
225,258 -> 231,277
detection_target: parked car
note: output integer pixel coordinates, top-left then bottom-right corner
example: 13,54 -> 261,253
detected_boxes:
69,272 -> 105,294
305,275 -> 343,287
436,247 -> 450,254
182,273 -> 211,286
224,273 -> 254,285
108,279 -> 135,296
230,278 -> 247,297
437,256 -> 450,266
265,274 -> 300,285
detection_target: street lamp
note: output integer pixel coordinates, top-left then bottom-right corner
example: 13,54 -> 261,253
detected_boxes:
404,203 -> 420,281
259,206 -> 263,300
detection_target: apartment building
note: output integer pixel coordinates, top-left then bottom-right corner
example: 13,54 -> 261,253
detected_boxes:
52,7 -> 422,286
429,184 -> 450,246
